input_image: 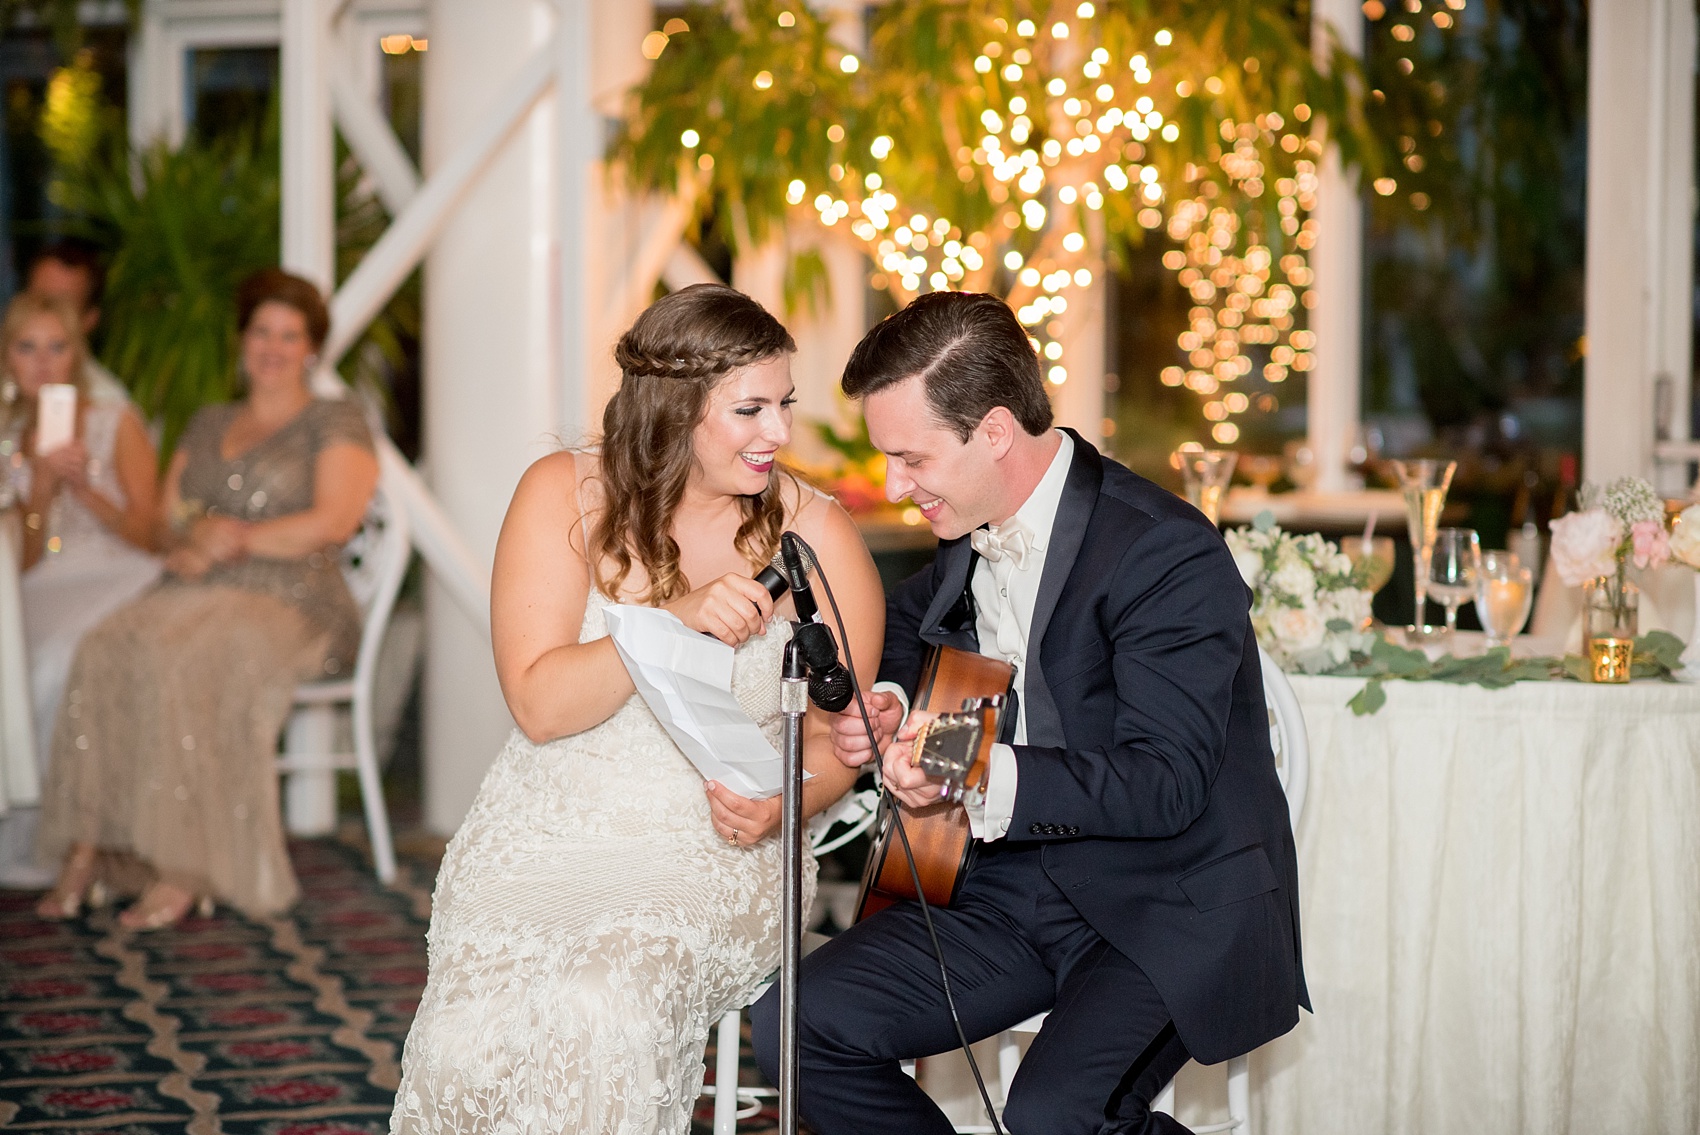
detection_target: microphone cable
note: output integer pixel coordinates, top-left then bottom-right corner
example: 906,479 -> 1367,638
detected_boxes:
785,532 -> 1008,1135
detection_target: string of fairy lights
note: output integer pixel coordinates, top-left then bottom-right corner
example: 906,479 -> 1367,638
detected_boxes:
664,1 -> 1455,445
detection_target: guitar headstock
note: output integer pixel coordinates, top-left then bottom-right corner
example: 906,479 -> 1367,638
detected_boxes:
910,695 -> 1004,806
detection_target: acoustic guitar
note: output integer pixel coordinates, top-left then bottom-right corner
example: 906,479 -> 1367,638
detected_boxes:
853,644 -> 1015,921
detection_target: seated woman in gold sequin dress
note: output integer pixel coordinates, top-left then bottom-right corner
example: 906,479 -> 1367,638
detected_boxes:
34,268 -> 379,929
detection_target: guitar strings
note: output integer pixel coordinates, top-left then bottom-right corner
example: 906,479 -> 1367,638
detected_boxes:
800,534 -> 1009,1135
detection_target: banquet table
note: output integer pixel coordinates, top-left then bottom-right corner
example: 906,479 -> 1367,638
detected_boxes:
1243,673 -> 1700,1135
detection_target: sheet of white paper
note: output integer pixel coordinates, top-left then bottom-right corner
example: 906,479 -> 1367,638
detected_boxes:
604,604 -> 789,799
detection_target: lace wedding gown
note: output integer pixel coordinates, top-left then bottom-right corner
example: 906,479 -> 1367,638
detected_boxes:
393,589 -> 814,1135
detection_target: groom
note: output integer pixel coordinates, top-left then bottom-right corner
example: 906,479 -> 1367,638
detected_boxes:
751,291 -> 1307,1134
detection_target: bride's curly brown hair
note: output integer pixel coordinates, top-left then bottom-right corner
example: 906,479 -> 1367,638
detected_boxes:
588,283 -> 797,605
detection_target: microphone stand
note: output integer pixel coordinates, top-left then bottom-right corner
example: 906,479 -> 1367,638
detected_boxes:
778,637 -> 808,1135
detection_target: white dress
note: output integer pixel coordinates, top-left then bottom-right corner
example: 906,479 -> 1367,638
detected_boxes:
392,589 -> 814,1135
0,393 -> 160,884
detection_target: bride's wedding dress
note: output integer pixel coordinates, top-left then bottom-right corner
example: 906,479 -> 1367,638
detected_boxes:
392,589 -> 813,1134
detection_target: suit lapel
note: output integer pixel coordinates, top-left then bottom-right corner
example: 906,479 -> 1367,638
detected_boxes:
1023,429 -> 1103,747
919,535 -> 980,652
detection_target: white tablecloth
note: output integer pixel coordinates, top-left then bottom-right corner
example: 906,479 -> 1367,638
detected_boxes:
0,511 -> 36,813
1251,675 -> 1700,1135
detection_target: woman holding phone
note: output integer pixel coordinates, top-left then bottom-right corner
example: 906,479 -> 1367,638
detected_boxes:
0,292 -> 159,886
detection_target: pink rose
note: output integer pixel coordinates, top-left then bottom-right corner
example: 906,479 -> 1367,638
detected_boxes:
1549,508 -> 1623,587
1631,519 -> 1670,570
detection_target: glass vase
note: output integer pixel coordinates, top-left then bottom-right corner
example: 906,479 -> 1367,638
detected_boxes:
1582,575 -> 1638,683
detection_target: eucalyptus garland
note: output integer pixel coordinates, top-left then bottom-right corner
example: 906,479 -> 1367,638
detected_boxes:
1334,630 -> 1687,716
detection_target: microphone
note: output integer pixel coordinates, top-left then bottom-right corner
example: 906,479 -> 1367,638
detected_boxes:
780,532 -> 854,711
756,560 -> 789,603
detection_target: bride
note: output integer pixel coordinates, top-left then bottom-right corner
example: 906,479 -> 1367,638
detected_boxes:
392,284 -> 884,1134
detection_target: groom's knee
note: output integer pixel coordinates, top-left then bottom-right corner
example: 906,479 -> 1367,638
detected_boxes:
749,983 -> 781,1084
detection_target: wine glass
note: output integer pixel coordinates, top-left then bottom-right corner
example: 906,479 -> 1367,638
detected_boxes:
1240,454 -> 1283,495
1427,527 -> 1481,638
1474,550 -> 1533,647
1340,535 -> 1395,597
1175,445 -> 1237,526
1391,458 -> 1457,637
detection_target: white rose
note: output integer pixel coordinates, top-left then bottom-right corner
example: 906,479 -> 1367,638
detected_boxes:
1231,546 -> 1264,588
1671,505 -> 1700,569
1549,508 -> 1623,587
1271,559 -> 1316,601
1273,605 -> 1327,652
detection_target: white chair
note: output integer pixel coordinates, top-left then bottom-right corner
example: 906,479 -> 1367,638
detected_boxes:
965,645 -> 1309,1135
703,787 -> 883,1134
277,473 -> 411,884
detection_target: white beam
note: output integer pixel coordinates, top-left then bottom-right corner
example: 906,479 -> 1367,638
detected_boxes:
321,30 -> 559,367
602,184 -> 701,330
662,241 -> 722,292
281,0 -> 336,290
331,68 -> 422,215
1308,0 -> 1365,492
1589,0 -> 1696,489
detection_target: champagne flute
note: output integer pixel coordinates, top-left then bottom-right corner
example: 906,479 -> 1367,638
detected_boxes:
1391,458 -> 1457,637
1175,445 -> 1237,526
1474,550 -> 1533,647
1427,527 -> 1481,638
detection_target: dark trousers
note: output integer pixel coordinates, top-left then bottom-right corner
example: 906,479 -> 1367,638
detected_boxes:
751,844 -> 1194,1135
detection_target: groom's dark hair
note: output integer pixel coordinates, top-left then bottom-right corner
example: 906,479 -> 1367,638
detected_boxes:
841,291 -> 1053,441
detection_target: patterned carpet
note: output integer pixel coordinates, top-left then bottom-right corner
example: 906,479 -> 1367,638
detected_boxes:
0,838 -> 783,1134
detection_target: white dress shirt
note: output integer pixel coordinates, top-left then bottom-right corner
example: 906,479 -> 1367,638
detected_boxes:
966,430 -> 1072,840
873,431 -> 1074,842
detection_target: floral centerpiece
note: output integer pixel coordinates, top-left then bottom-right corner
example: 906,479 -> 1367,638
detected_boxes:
1548,476 -> 1669,586
1225,514 -> 1376,673
1549,476 -> 1668,680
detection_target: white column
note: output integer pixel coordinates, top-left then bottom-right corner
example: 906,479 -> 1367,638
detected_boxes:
420,0 -> 561,835
1308,0 -> 1365,492
127,1 -> 174,149
281,0 -> 336,291
1588,0 -> 1696,487
278,0 -> 338,833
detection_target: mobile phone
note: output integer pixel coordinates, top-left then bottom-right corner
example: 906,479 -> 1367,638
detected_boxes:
35,383 -> 77,454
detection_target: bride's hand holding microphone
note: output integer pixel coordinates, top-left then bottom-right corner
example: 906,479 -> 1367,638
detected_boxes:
664,572 -> 776,646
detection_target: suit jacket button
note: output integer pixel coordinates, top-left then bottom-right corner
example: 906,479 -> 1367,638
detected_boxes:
1029,822 -> 1043,835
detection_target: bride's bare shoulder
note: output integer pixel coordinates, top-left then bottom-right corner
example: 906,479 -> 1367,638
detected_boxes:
512,450 -> 601,505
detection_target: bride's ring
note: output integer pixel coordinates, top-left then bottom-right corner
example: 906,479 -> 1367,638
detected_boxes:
727,829 -> 740,846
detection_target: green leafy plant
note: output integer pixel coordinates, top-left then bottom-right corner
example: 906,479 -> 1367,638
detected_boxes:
40,63 -> 279,457
615,1 -> 1395,445
36,60 -> 420,459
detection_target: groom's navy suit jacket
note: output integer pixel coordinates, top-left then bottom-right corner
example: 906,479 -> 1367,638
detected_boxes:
879,430 -> 1309,1065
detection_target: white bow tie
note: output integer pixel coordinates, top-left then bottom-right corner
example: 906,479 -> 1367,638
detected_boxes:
971,520 -> 1034,570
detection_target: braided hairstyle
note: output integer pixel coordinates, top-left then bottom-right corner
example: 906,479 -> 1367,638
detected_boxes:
590,283 -> 797,604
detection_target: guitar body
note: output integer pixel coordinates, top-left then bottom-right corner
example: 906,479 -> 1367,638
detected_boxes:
854,645 -> 1015,922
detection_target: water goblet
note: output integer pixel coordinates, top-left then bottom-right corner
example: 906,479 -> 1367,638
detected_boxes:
1474,550 -> 1533,647
1175,445 -> 1238,526
1427,527 -> 1481,638
1391,458 -> 1457,637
